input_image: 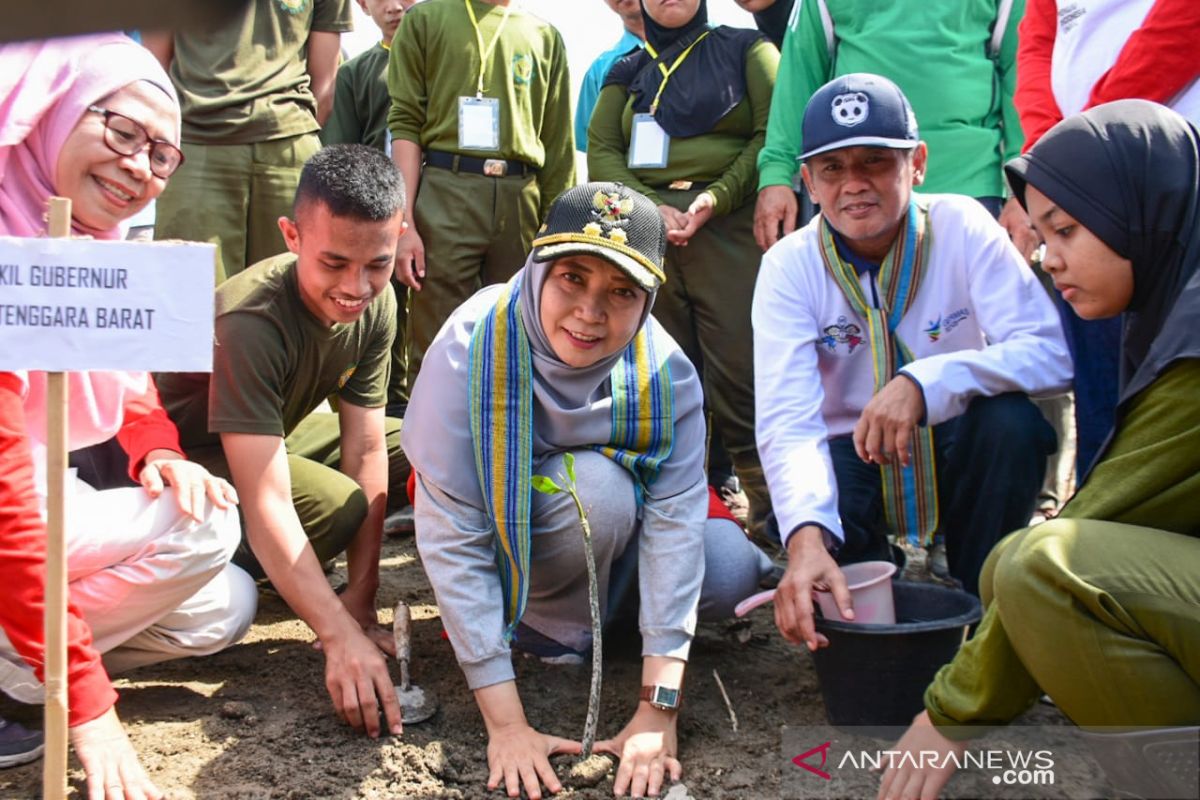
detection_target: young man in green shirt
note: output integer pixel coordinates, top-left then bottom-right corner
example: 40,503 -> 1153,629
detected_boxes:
386,0 -> 575,388
156,145 -> 409,738
146,0 -> 354,283
322,0 -> 419,417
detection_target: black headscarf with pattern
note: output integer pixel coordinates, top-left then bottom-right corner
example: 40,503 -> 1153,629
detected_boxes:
604,0 -> 765,138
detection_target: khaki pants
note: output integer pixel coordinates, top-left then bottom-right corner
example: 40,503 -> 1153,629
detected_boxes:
406,164 -> 541,386
928,519 -> 1200,728
650,189 -> 770,537
189,413 -> 409,579
154,133 -> 322,283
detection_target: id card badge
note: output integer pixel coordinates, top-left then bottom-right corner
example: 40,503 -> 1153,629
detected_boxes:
629,113 -> 670,168
458,96 -> 500,150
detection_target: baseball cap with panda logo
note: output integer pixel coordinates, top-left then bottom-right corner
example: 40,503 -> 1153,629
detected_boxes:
800,73 -> 920,160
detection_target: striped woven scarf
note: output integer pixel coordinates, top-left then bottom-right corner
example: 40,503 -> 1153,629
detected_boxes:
469,278 -> 675,640
817,200 -> 939,547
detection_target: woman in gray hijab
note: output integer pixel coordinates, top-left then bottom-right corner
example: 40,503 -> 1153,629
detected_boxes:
402,182 -> 772,799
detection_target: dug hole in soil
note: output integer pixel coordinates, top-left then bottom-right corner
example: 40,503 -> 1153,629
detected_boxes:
2,534 -> 1080,799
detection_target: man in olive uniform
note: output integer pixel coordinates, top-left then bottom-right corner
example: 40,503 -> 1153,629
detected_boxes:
156,146 -> 411,738
145,0 -> 353,283
322,0 -> 420,416
386,0 -> 575,387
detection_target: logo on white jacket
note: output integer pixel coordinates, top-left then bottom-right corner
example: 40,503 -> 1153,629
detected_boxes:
924,307 -> 971,342
832,93 -> 869,127
822,316 -> 864,353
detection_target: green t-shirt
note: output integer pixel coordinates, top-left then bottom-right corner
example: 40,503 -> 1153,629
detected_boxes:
168,0 -> 354,144
757,0 -> 1024,198
321,42 -> 392,151
587,38 -> 778,216
386,0 -> 575,217
157,253 -> 396,454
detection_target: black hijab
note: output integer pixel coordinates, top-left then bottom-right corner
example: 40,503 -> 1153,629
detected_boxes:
604,0 -> 765,138
752,0 -> 795,50
1005,99 -> 1200,412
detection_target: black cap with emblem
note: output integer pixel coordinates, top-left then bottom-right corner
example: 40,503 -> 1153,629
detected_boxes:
531,182 -> 668,292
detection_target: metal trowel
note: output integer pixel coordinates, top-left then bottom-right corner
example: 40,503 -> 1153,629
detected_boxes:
393,601 -> 439,724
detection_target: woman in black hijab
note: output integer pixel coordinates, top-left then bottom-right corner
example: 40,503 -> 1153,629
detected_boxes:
588,0 -> 778,539
879,99 -> 1200,800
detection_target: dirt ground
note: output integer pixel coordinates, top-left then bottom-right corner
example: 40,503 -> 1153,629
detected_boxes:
2,534 -> 1107,800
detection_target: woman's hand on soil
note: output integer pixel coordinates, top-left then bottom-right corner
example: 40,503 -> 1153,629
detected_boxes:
321,624 -> 404,738
595,707 -> 681,797
877,710 -> 966,800
70,706 -> 163,800
774,526 -> 852,650
485,722 -> 581,800
139,449 -> 238,521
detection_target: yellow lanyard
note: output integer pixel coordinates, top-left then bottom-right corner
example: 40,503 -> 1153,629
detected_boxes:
464,0 -> 513,98
642,30 -> 711,115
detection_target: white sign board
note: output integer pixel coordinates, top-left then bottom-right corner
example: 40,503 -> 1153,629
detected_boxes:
0,237 -> 215,372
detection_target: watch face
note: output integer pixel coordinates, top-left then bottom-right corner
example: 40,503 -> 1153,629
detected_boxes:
653,686 -> 680,708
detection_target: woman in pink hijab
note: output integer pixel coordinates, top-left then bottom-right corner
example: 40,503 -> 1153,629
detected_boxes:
0,34 -> 256,800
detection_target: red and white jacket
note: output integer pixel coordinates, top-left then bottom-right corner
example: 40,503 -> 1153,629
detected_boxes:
1016,0 -> 1200,149
0,371 -> 180,725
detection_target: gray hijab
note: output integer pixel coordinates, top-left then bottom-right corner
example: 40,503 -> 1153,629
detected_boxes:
401,255 -> 706,508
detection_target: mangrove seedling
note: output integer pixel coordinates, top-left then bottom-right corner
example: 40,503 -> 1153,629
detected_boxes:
532,452 -> 603,757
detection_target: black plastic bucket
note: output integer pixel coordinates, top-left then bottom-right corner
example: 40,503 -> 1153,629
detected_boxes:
809,580 -> 982,728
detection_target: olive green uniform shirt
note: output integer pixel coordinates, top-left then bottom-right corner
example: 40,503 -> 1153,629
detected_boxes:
924,359 -> 1200,733
321,42 -> 392,151
385,0 -> 575,217
157,253 -> 396,452
167,0 -> 354,144
587,38 -> 779,215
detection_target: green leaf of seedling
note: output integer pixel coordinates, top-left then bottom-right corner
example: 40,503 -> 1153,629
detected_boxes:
531,475 -> 562,495
563,452 -> 577,485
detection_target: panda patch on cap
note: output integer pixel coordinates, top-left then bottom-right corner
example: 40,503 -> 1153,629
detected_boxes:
831,92 -> 869,128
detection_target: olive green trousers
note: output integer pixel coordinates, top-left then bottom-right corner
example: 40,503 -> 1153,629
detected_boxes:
190,413 -> 408,579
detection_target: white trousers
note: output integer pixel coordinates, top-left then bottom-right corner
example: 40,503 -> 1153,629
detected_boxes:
0,480 -> 258,701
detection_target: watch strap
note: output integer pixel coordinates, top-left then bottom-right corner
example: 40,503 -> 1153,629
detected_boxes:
639,684 -> 683,710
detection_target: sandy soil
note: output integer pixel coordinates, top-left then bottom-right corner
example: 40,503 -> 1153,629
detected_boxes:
2,534 -> 1109,800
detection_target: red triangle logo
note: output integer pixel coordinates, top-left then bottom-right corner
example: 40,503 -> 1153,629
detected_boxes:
792,741 -> 833,780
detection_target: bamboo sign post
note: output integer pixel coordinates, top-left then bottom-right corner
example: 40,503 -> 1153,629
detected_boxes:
42,197 -> 71,800
0,198 -> 216,798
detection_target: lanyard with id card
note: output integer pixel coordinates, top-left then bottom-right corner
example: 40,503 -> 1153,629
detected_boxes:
627,30 -> 711,170
629,114 -> 669,168
459,97 -> 500,150
459,0 -> 511,151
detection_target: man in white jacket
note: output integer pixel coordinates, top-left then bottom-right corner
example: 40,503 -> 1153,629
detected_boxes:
752,74 -> 1072,649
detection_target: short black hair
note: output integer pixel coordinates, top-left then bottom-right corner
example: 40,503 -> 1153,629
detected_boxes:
293,144 -> 406,222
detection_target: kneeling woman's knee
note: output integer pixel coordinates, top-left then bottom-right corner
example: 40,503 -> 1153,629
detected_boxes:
176,495 -> 246,569
990,520 -> 1078,606
699,518 -> 771,620
179,564 -> 259,656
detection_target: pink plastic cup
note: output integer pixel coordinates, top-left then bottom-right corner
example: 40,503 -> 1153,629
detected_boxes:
815,560 -> 897,625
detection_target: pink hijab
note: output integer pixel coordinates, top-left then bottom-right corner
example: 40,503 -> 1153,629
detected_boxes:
0,33 -> 180,240
0,35 -> 181,478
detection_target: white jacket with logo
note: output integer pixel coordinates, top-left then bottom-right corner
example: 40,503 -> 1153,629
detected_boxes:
752,193 -> 1072,547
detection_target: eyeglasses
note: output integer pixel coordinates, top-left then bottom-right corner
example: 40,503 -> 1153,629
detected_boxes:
87,105 -> 185,179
